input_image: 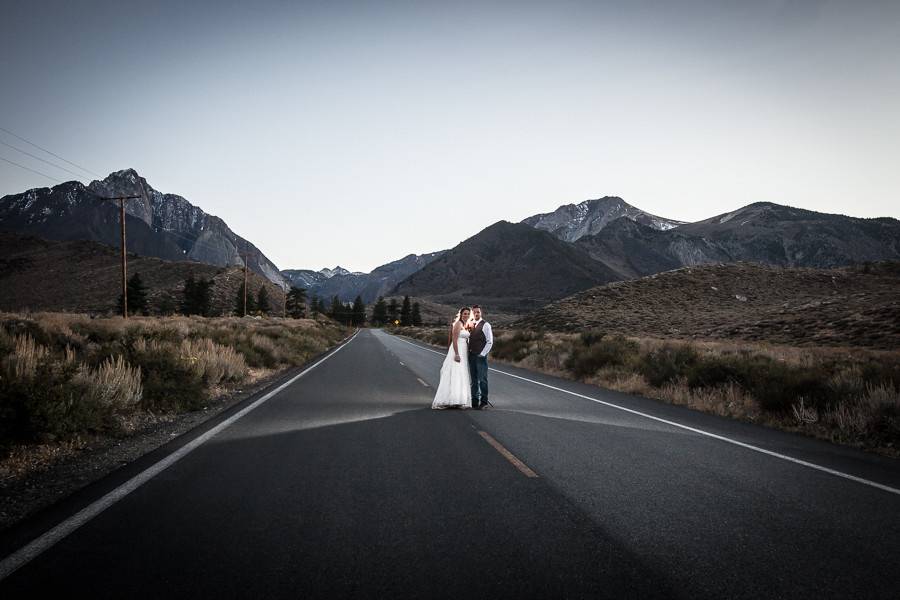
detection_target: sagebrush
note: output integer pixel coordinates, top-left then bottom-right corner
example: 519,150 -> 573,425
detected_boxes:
0,313 -> 346,447
399,326 -> 900,455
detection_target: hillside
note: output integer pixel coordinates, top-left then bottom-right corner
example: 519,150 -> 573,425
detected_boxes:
522,261 -> 900,349
674,202 -> 900,268
574,217 -> 731,278
0,169 -> 283,285
393,221 -> 622,312
0,233 -> 285,315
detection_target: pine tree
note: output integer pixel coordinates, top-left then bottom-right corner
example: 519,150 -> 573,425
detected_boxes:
117,272 -> 148,315
400,295 -> 412,326
157,293 -> 177,316
387,298 -> 399,325
329,296 -> 343,320
257,286 -> 271,315
351,295 -> 366,326
181,274 -> 197,315
371,296 -> 388,326
286,286 -> 307,318
310,295 -> 321,316
194,277 -> 213,316
411,302 -> 423,327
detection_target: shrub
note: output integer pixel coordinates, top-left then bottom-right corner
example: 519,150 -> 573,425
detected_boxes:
684,354 -> 745,389
565,335 -> 639,378
180,338 -> 247,385
73,355 -> 143,414
638,345 -> 699,387
493,330 -> 545,362
741,357 -> 833,413
579,329 -> 606,347
128,339 -> 206,412
0,343 -> 117,444
0,313 -> 347,447
3,334 -> 49,380
425,328 -> 450,347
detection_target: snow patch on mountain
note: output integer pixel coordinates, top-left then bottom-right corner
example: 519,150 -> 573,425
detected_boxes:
523,197 -> 684,242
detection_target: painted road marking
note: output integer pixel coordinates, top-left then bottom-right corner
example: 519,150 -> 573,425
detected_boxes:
478,431 -> 539,478
416,377 -> 429,388
0,332 -> 360,582
391,335 -> 900,498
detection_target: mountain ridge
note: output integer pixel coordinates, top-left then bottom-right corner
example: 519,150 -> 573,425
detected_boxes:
522,196 -> 684,242
0,169 -> 284,285
392,221 -> 622,312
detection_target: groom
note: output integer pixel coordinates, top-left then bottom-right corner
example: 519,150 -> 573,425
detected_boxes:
468,305 -> 493,409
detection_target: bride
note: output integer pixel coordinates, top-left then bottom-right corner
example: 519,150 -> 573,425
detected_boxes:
431,307 -> 473,409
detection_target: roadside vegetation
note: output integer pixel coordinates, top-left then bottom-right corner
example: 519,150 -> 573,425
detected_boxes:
397,326 -> 900,456
0,312 -> 347,452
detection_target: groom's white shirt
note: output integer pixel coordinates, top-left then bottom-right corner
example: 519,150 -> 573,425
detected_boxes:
474,319 -> 493,357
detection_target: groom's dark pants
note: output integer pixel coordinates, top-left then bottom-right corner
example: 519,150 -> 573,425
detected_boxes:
469,353 -> 489,407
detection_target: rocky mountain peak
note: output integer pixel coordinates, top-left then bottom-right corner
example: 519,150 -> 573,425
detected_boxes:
523,196 -> 684,242
0,168 -> 286,285
320,266 -> 352,278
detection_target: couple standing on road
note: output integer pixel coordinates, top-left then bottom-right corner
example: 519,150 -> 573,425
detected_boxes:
431,305 -> 493,410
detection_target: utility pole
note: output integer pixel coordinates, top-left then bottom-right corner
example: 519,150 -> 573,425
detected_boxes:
242,249 -> 249,317
97,194 -> 141,318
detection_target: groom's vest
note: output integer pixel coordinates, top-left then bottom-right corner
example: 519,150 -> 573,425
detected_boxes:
469,320 -> 488,355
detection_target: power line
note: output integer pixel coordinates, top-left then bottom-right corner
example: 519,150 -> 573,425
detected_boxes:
0,139 -> 87,180
0,158 -> 240,261
0,155 -> 61,184
2,146 -> 283,288
0,126 -> 102,179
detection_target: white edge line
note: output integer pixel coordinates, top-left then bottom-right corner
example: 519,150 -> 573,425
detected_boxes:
0,331 -> 359,582
391,335 -> 900,497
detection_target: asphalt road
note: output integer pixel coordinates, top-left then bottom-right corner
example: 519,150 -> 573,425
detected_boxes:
1,329 -> 899,599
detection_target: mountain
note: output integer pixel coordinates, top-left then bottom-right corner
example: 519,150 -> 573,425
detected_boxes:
674,202 -> 900,268
574,202 -> 900,279
574,217 -> 732,279
283,253 -> 447,303
0,169 -> 284,285
282,266 -> 355,290
392,221 -> 622,312
282,268 -> 331,289
319,266 -> 353,278
0,233 -> 285,315
520,261 -> 900,350
522,196 -> 684,242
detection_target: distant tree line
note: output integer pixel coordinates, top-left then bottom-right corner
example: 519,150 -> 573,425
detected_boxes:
368,295 -> 422,327
115,274 -> 424,327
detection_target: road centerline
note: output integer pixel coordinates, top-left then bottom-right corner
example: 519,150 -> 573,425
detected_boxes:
478,431 -> 539,478
389,334 -> 900,498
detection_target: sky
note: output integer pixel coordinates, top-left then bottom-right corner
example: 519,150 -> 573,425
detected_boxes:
1,0 -> 898,272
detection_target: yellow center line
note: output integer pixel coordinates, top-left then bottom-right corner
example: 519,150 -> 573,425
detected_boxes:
478,431 -> 539,478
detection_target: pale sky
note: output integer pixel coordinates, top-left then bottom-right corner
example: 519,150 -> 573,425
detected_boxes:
1,0 -> 898,272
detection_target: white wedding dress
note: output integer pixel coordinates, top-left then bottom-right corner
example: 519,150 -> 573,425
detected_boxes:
431,329 -> 472,409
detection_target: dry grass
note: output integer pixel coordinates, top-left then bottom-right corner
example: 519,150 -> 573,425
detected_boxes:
179,338 -> 247,384
73,355 -> 143,412
401,326 -> 900,456
0,312 -> 347,450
